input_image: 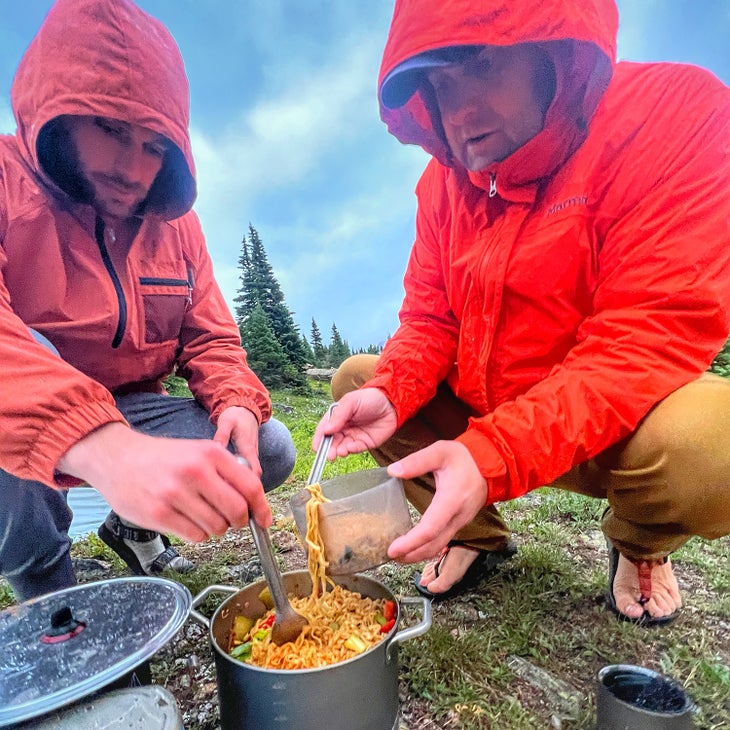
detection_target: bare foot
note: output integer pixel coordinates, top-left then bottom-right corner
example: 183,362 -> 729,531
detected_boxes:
419,544 -> 480,594
612,553 -> 682,620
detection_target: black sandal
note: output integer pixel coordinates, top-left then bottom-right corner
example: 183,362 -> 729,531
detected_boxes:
98,513 -> 195,576
606,541 -> 678,626
413,539 -> 517,602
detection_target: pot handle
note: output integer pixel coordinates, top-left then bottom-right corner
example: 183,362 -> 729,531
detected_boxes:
386,595 -> 432,663
189,584 -> 240,628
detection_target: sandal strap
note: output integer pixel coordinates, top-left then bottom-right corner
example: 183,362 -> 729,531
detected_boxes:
630,555 -> 669,605
149,546 -> 183,574
431,546 -> 449,579
105,514 -> 158,543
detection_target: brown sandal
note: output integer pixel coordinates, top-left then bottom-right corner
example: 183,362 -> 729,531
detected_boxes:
413,539 -> 517,602
606,541 -> 678,626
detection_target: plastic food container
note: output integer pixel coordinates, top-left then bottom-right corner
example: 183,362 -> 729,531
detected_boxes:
290,467 -> 413,574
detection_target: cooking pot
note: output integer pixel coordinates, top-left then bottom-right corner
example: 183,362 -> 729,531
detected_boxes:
0,577 -> 191,728
191,570 -> 431,730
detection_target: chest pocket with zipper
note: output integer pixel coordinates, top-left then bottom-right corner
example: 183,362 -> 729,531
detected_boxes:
139,276 -> 190,344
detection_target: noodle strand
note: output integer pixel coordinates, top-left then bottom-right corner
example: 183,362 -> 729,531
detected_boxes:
227,481 -> 393,669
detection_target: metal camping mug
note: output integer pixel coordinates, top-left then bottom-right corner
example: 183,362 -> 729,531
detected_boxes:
596,664 -> 695,729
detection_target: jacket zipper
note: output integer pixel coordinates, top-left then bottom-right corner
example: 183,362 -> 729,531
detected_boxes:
94,216 -> 127,349
139,277 -> 190,286
139,275 -> 193,308
489,172 -> 497,198
186,263 -> 194,305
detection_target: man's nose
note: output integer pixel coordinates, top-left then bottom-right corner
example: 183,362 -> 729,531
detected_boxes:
115,145 -> 146,181
442,94 -> 478,127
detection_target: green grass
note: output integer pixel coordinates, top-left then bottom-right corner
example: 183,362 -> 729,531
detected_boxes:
265,389 -> 729,729
2,382 -> 728,729
395,488 -> 730,729
270,385 -> 377,483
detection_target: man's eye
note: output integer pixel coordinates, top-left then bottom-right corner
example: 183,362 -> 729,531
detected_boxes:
146,144 -> 166,158
94,118 -> 123,137
469,54 -> 493,76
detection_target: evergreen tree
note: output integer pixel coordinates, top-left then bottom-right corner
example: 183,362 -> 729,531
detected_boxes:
240,304 -> 304,390
310,318 -> 328,367
242,224 -> 309,372
300,334 -> 315,367
328,323 -> 350,367
232,235 -> 252,323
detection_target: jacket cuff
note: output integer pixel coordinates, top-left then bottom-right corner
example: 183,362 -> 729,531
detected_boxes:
362,376 -> 419,428
209,395 -> 269,427
456,428 -> 510,504
28,401 -> 128,487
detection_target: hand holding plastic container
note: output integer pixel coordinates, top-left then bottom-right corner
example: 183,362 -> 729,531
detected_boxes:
290,465 -> 413,575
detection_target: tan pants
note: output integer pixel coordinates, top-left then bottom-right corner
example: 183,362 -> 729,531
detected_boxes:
332,354 -> 730,562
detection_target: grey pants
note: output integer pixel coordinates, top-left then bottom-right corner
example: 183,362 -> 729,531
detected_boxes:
0,390 -> 296,602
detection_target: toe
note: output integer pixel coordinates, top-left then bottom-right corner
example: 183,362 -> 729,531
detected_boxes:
617,598 -> 646,620
611,553 -> 682,621
420,559 -> 439,585
424,545 -> 480,594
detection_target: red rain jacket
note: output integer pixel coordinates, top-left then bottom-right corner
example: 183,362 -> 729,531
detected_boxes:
0,0 -> 270,487
368,0 -> 730,503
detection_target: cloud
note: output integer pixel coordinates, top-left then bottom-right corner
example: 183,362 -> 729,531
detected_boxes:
187,23 -> 429,348
615,0 -> 665,60
191,35 -> 381,207
197,134 -> 426,349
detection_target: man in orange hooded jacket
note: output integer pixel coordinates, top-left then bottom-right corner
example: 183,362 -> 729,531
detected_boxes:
315,0 -> 730,624
0,0 -> 295,601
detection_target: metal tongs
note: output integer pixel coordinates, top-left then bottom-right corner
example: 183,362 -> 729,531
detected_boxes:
307,433 -> 333,487
307,402 -> 337,486
243,405 -> 337,644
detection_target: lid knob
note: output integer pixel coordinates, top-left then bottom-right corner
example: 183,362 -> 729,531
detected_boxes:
40,606 -> 86,644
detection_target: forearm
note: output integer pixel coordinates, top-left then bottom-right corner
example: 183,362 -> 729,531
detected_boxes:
56,422 -> 136,485
460,308 -> 728,504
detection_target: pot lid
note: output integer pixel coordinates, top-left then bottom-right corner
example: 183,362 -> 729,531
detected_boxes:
0,576 -> 191,727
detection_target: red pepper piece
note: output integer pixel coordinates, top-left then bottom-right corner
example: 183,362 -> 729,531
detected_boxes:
383,600 -> 397,622
380,618 -> 396,634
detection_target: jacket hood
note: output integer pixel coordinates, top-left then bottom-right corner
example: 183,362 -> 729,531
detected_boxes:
378,0 -> 617,192
11,0 -> 196,220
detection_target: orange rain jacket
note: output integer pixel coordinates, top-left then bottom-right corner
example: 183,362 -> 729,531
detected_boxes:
368,0 -> 730,504
0,0 -> 270,487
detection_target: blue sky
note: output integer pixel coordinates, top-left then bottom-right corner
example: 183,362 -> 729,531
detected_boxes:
1,1 -> 729,351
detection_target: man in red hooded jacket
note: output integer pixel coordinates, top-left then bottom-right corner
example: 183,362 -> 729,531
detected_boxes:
0,0 -> 295,601
314,0 -> 730,624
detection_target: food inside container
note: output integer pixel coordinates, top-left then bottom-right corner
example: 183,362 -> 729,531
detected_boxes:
226,581 -> 399,670
290,467 -> 413,575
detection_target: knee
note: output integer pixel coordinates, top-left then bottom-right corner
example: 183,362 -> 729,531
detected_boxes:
331,354 -> 379,401
259,418 -> 296,491
621,374 -> 730,469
